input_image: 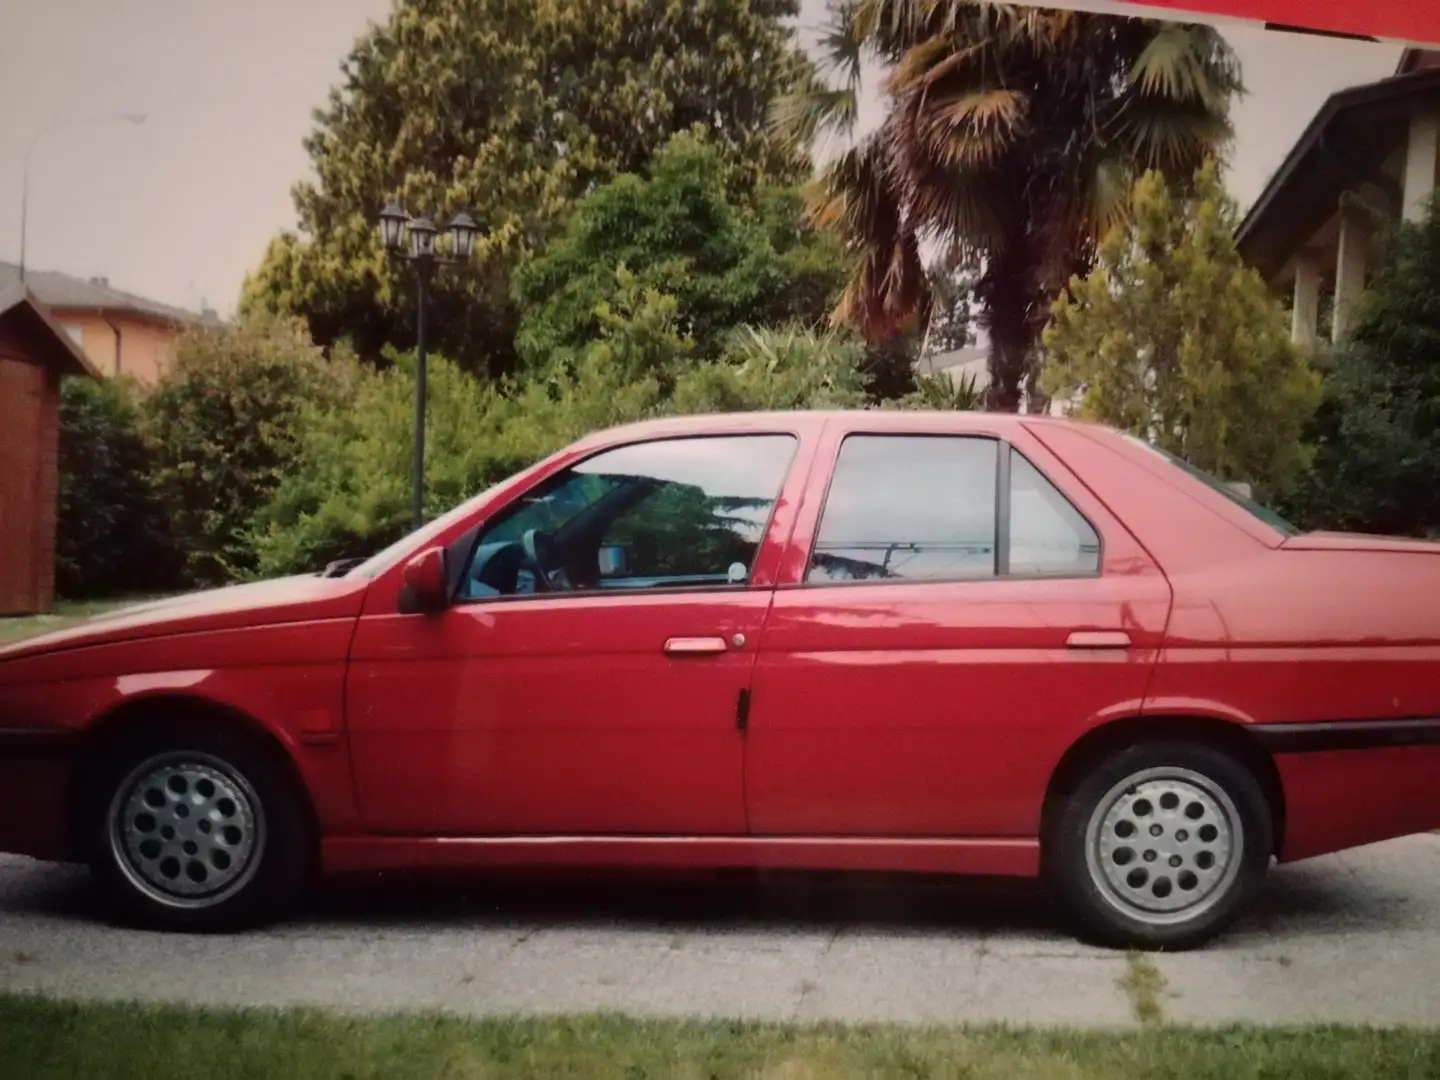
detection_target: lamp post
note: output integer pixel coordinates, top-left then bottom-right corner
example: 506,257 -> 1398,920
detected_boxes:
20,113 -> 146,282
377,202 -> 479,531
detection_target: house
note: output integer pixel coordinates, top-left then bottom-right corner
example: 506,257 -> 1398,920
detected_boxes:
0,262 -> 200,383
1236,49 -> 1440,344
0,285 -> 102,615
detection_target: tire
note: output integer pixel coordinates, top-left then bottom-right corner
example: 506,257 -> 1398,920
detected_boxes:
1046,740 -> 1272,950
86,722 -> 309,931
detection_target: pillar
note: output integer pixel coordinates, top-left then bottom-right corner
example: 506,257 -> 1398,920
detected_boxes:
1404,110 -> 1440,222
1291,256 -> 1321,346
1333,207 -> 1368,343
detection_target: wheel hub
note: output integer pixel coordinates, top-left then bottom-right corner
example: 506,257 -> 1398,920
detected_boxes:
1085,766 -> 1243,926
108,753 -> 264,909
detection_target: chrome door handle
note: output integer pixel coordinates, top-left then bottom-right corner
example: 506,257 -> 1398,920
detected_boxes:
664,636 -> 729,656
1066,630 -> 1132,649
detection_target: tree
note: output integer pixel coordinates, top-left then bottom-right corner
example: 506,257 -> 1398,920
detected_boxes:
144,316 -> 357,585
514,131 -> 849,375
1286,206 -> 1440,536
1041,164 -> 1320,499
777,0 -> 1240,410
240,0 -> 817,377
55,377 -> 177,598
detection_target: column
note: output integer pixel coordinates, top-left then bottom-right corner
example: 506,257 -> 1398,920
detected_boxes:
1404,110 -> 1440,222
1291,256 -> 1320,346
1333,207 -> 1368,343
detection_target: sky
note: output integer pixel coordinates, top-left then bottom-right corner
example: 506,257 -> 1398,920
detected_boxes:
0,0 -> 1404,317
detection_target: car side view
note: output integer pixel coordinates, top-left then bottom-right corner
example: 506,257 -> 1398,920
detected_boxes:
2,411 -> 1438,949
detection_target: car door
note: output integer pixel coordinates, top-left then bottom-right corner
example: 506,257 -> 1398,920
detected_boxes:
744,418 -> 1172,840
345,431 -> 805,836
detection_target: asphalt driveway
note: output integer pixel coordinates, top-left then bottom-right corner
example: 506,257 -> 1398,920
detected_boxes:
2,836 -> 1439,1026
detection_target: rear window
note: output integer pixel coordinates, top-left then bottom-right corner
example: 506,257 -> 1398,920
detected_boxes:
1121,435 -> 1297,536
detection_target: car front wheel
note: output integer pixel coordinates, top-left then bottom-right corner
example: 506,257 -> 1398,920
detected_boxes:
1048,741 -> 1273,950
90,725 -> 308,931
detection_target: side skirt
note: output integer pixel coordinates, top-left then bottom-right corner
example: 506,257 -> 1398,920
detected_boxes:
322,835 -> 1040,878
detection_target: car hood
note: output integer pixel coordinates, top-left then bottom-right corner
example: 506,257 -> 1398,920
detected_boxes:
0,575 -> 370,662
1282,531 -> 1440,555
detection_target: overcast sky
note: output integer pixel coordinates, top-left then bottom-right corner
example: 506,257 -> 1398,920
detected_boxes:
0,0 -> 1402,316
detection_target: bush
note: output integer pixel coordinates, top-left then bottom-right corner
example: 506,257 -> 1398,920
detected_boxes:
1282,209 -> 1440,536
144,316 -> 355,585
670,326 -> 868,413
248,349 -> 667,577
55,377 -> 177,598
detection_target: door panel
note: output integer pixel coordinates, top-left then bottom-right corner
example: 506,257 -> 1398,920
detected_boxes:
347,591 -> 766,834
744,422 -> 1172,839
345,430 -> 811,837
746,575 -> 1169,836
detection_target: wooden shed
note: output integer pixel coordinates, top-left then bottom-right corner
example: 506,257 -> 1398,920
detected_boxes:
0,285 -> 101,615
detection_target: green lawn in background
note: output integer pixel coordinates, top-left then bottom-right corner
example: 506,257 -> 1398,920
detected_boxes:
4,995 -> 1440,1080
0,597 -> 165,644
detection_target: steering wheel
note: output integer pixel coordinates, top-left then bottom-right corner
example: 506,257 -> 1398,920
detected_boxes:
520,528 -> 559,592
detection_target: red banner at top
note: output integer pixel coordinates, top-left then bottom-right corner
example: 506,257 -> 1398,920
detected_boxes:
1092,0 -> 1439,44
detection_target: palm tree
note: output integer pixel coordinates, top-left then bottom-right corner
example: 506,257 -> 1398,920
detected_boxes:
775,1 -> 1241,411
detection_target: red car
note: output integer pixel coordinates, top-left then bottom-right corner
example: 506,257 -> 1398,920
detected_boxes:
2,411 -> 1437,949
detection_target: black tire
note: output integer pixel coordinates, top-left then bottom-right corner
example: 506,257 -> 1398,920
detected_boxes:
86,722 -> 309,932
1046,740 -> 1272,951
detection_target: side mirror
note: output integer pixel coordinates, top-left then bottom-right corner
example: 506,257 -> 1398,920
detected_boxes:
401,546 -> 450,613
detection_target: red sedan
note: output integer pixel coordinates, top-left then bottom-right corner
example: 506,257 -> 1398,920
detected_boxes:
2,411 -> 1437,949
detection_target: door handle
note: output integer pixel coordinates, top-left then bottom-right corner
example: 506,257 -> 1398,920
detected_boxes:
664,636 -> 729,656
1066,630 -> 1132,649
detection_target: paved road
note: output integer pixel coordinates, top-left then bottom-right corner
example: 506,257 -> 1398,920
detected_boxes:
2,837 -> 1440,1026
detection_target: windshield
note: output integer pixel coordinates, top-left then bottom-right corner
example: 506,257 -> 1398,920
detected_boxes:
1121,435 -> 1298,536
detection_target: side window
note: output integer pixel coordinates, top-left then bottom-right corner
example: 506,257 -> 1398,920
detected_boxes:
461,435 -> 796,598
809,436 -> 998,583
1009,450 -> 1100,575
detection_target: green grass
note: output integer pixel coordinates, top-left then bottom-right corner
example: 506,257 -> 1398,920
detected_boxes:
0,596 -> 165,643
1119,950 -> 1168,1025
5,995 -> 1440,1080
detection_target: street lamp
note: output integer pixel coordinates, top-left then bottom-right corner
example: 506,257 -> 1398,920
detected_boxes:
20,113 -> 146,282
377,202 -> 479,531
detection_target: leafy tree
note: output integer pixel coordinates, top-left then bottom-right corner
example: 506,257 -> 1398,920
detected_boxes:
1041,164 -> 1320,500
144,316 -> 356,585
1286,207 -> 1440,536
240,0 -> 817,376
515,131 -> 849,373
55,377 -> 177,598
777,0 -> 1241,410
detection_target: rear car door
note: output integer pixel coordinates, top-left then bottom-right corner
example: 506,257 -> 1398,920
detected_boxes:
346,430 -> 808,836
744,418 -> 1172,840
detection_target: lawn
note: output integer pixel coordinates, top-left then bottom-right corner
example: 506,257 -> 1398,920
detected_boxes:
5,995 -> 1440,1080
0,597 -> 162,644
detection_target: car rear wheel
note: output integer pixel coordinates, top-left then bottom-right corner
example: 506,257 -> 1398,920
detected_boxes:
89,725 -> 308,931
1048,741 -> 1272,950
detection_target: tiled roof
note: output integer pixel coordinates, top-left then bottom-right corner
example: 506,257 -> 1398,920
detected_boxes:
0,262 -> 200,325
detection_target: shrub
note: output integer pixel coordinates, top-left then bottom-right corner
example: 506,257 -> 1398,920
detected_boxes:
143,316 -> 355,585
248,350 -> 666,578
1282,209 -> 1440,537
55,377 -> 177,598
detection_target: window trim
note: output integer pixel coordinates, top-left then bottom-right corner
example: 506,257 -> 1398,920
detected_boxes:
449,432 -> 801,608
796,432 -> 1103,591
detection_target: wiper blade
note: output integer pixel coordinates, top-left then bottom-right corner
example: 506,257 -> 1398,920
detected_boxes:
319,557 -> 366,578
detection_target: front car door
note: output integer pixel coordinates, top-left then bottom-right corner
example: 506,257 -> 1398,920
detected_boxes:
745,416 -> 1173,853
346,427 -> 810,836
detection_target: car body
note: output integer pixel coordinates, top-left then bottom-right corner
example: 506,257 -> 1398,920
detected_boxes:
2,410 -> 1438,946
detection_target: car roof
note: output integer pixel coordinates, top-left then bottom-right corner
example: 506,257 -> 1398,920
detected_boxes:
569,410 -> 1111,450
